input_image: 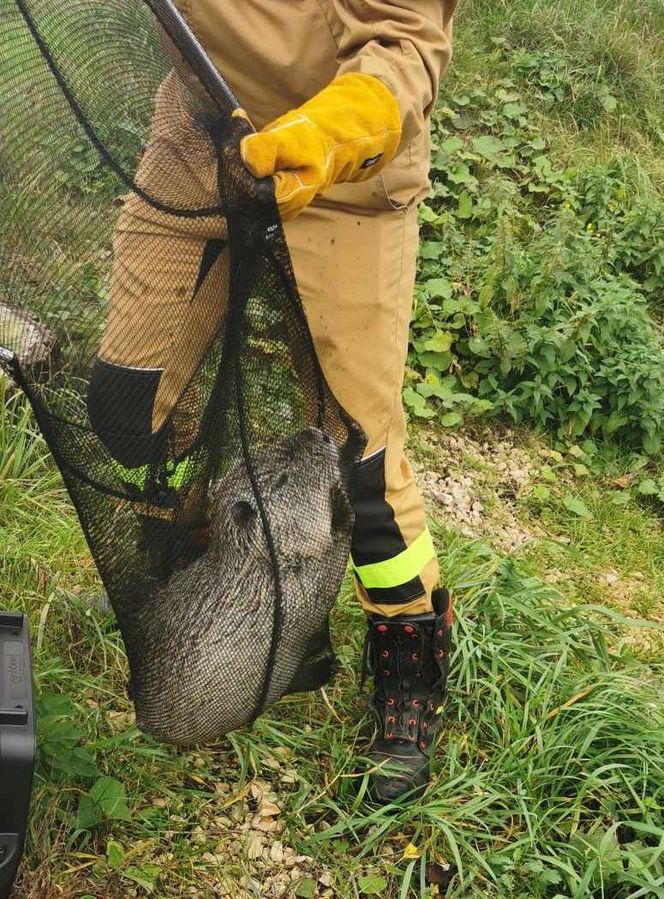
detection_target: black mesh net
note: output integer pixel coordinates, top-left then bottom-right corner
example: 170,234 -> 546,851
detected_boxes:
1,0 -> 364,745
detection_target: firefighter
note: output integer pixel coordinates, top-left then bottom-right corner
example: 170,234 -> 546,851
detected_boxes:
88,0 -> 458,800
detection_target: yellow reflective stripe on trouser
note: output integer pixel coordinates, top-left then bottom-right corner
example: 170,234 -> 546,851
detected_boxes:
351,529 -> 436,590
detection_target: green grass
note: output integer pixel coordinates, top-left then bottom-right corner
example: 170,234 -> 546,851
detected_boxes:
453,0 -> 664,185
516,459 -> 664,625
3,388 -> 664,898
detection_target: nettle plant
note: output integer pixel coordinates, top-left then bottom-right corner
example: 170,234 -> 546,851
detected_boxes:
409,79 -> 664,454
575,165 -> 664,301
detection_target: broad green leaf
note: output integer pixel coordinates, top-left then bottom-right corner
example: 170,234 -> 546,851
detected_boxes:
472,135 -> 505,161
567,445 -> 586,459
418,203 -> 438,223
458,370 -> 480,389
423,332 -> 453,353
563,495 -> 592,519
642,432 -> 661,455
457,191 -> 473,219
419,241 -> 444,260
403,388 -> 435,419
419,351 -> 452,371
440,411 -> 463,427
124,865 -> 160,894
65,747 -> 100,780
416,382 -> 436,398
601,93 -> 618,112
359,875 -> 388,895
76,795 -> 100,831
106,840 -> 125,871
611,492 -> 630,506
502,102 -> 528,119
295,878 -> 317,898
560,339 -> 577,362
468,335 -> 490,356
425,277 -> 452,299
637,478 -> 658,496
441,136 -> 463,154
447,163 -> 476,185
90,777 -> 132,822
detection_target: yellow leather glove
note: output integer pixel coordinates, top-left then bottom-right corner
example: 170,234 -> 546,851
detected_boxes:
238,73 -> 402,221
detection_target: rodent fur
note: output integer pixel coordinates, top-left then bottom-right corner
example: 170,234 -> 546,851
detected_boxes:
129,427 -> 352,745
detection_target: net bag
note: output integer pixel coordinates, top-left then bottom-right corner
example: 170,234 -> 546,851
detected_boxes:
1,0 -> 364,745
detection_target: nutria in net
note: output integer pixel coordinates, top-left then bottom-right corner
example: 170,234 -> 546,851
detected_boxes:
130,427 -> 353,745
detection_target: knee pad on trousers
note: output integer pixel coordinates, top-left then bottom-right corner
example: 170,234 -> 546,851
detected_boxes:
87,357 -> 169,467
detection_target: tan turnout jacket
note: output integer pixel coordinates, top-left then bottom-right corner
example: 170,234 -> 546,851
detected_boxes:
178,0 -> 457,209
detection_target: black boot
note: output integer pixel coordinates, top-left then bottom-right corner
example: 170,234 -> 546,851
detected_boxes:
362,587 -> 452,802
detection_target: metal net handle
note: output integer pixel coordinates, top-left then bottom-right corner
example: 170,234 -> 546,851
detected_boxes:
144,0 -> 242,115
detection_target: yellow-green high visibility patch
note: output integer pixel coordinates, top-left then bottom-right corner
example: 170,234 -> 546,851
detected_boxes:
352,528 -> 435,590
114,458 -> 190,493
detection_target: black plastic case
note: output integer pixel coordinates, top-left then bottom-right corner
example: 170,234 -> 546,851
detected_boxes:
0,613 -> 36,899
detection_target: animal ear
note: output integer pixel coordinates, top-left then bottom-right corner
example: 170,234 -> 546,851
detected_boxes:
231,499 -> 257,528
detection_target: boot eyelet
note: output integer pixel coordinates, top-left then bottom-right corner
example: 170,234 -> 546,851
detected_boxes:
437,629 -> 444,637
408,718 -> 416,727
419,740 -> 427,751
412,699 -> 420,708
387,698 -> 395,706
381,650 -> 389,658
387,715 -> 396,724
436,649 -> 445,658
403,625 -> 415,634
386,732 -> 394,739
383,669 -> 390,676
423,722 -> 429,731
411,652 -> 419,662
377,624 -> 388,633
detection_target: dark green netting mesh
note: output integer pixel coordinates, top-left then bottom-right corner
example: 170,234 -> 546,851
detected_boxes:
1,0 -> 363,744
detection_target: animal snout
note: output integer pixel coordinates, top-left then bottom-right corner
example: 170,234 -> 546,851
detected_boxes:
341,420 -> 366,465
331,483 -> 352,532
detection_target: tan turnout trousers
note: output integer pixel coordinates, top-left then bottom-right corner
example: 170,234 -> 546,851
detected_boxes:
90,0 -> 457,616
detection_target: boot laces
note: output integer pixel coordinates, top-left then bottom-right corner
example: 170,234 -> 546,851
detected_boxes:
362,623 -> 433,690
363,621 -> 443,744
